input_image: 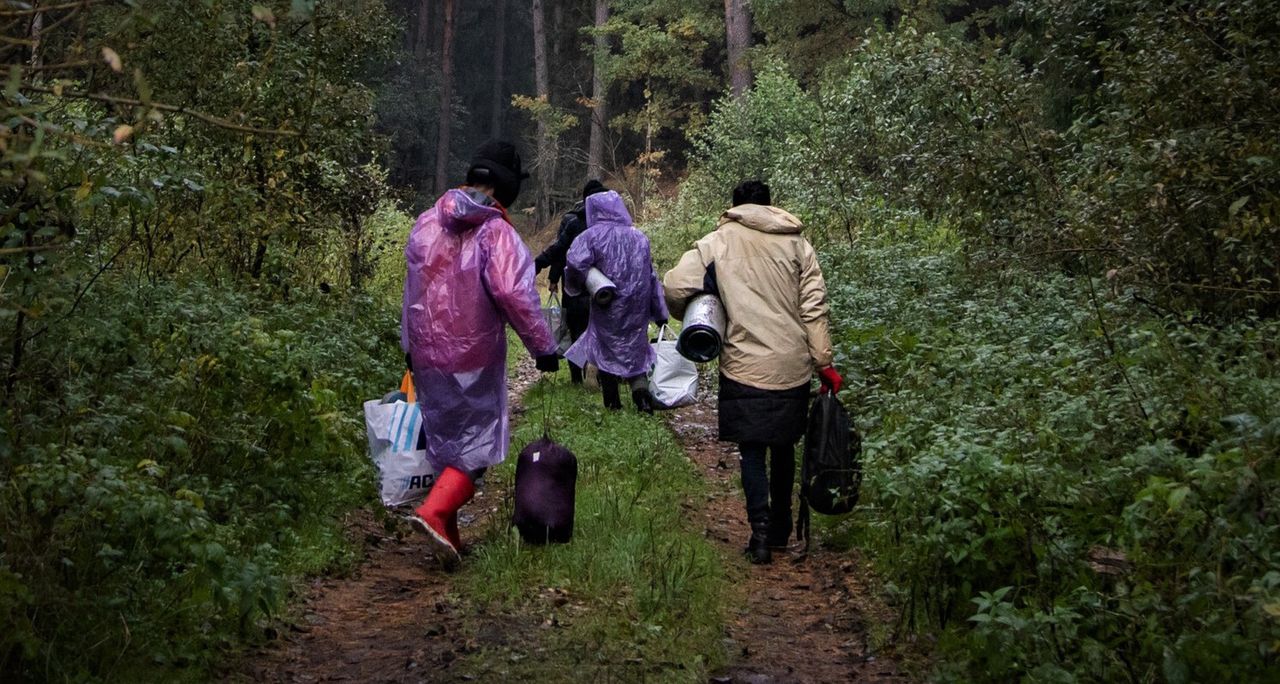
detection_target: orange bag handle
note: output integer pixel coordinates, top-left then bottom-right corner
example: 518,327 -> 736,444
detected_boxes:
400,370 -> 416,403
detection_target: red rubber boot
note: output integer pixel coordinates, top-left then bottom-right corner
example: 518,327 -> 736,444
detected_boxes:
408,466 -> 474,570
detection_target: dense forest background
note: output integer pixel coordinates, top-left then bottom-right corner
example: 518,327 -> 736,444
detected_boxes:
2,0 -> 1278,681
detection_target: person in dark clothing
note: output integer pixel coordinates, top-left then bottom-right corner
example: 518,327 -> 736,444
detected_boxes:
535,180 -> 610,384
663,180 -> 841,565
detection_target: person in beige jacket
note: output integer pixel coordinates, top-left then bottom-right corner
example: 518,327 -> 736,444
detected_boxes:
663,180 -> 842,564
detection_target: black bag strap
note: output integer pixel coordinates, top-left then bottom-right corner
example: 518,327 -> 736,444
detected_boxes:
797,395 -> 836,555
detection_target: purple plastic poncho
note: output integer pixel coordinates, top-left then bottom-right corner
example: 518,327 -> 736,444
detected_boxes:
563,191 -> 668,378
402,189 -> 556,472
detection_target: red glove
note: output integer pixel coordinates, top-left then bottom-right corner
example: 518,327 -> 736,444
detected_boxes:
818,366 -> 843,394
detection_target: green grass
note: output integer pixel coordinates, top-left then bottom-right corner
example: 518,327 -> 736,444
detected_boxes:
453,378 -> 731,682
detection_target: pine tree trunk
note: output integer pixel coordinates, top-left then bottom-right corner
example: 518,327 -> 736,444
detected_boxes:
434,0 -> 456,195
587,0 -> 608,181
489,0 -> 507,138
724,0 -> 753,97
414,0 -> 431,63
532,0 -> 552,224
28,2 -> 43,71
552,0 -> 563,63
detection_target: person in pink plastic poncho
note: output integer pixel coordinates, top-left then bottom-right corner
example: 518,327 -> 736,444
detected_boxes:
564,190 -> 669,413
402,141 -> 560,570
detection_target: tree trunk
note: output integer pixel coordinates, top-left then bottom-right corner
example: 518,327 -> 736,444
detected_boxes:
532,0 -> 552,224
28,2 -> 43,71
587,0 -> 608,180
489,0 -> 507,138
551,0 -> 563,63
724,0 -> 753,97
414,0 -> 431,63
434,0 -> 456,195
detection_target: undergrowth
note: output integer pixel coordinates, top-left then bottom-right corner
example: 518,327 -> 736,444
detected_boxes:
821,238 -> 1280,682
0,281 -> 402,682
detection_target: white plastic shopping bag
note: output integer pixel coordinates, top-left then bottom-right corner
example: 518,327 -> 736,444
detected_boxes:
363,397 -> 435,507
648,325 -> 699,409
542,293 -> 572,355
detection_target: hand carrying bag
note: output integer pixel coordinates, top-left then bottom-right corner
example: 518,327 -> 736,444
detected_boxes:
363,371 -> 435,507
648,325 -> 698,409
542,293 -> 573,355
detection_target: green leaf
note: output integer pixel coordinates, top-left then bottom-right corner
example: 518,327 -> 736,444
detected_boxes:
1228,195 -> 1250,216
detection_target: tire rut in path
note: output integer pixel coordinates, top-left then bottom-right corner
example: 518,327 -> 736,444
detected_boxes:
666,397 -> 907,684
239,362 -> 544,684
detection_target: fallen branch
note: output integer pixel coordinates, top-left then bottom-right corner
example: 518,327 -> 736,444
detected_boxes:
0,243 -> 65,256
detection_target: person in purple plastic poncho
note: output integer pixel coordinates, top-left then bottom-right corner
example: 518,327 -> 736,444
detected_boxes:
402,141 -> 560,570
563,190 -> 669,413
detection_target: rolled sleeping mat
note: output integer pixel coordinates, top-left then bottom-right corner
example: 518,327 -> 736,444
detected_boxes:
677,293 -> 727,363
585,267 -> 617,307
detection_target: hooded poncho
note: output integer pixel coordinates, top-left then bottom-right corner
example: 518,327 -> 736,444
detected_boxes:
563,191 -> 668,378
402,188 -> 556,472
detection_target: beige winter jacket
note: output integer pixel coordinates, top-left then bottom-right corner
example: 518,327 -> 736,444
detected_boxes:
662,204 -> 834,390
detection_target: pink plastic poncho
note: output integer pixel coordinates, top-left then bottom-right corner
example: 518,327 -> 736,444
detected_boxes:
402,189 -> 556,472
564,191 -> 668,378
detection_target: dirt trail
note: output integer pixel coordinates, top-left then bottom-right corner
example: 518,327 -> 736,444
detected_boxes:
666,395 -> 906,684
239,364 -> 544,684
242,365 -> 906,683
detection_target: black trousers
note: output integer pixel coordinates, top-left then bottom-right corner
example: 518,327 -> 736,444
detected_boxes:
738,441 -> 796,545
598,372 -> 647,410
563,293 -> 590,384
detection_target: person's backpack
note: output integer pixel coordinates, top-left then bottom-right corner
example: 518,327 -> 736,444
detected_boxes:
796,393 -> 863,550
513,436 -> 578,544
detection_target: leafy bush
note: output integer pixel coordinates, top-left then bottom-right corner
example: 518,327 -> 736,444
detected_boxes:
0,281 -> 401,681
821,239 -> 1280,681
688,7 -> 1280,313
1006,0 -> 1280,313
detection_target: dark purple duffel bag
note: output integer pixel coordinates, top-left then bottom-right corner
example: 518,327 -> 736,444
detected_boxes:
513,437 -> 577,544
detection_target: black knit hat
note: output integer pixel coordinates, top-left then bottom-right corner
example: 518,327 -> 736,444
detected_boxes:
582,179 -> 607,199
466,140 -> 530,208
731,179 -> 771,207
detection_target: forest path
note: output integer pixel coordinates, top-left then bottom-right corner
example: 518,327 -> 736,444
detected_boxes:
240,364 -> 906,683
239,362 -> 546,684
666,396 -> 906,684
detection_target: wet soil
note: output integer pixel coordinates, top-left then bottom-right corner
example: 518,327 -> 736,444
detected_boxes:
666,395 -> 906,684
238,363 -> 545,684
240,365 -> 908,683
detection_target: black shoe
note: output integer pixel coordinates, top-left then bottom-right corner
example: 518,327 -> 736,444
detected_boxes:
745,524 -> 772,564
631,388 -> 655,414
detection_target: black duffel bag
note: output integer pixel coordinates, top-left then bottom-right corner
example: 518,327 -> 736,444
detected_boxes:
513,436 -> 578,544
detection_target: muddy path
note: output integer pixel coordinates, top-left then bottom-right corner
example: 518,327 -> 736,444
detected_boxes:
238,363 -> 545,684
666,391 -> 906,684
